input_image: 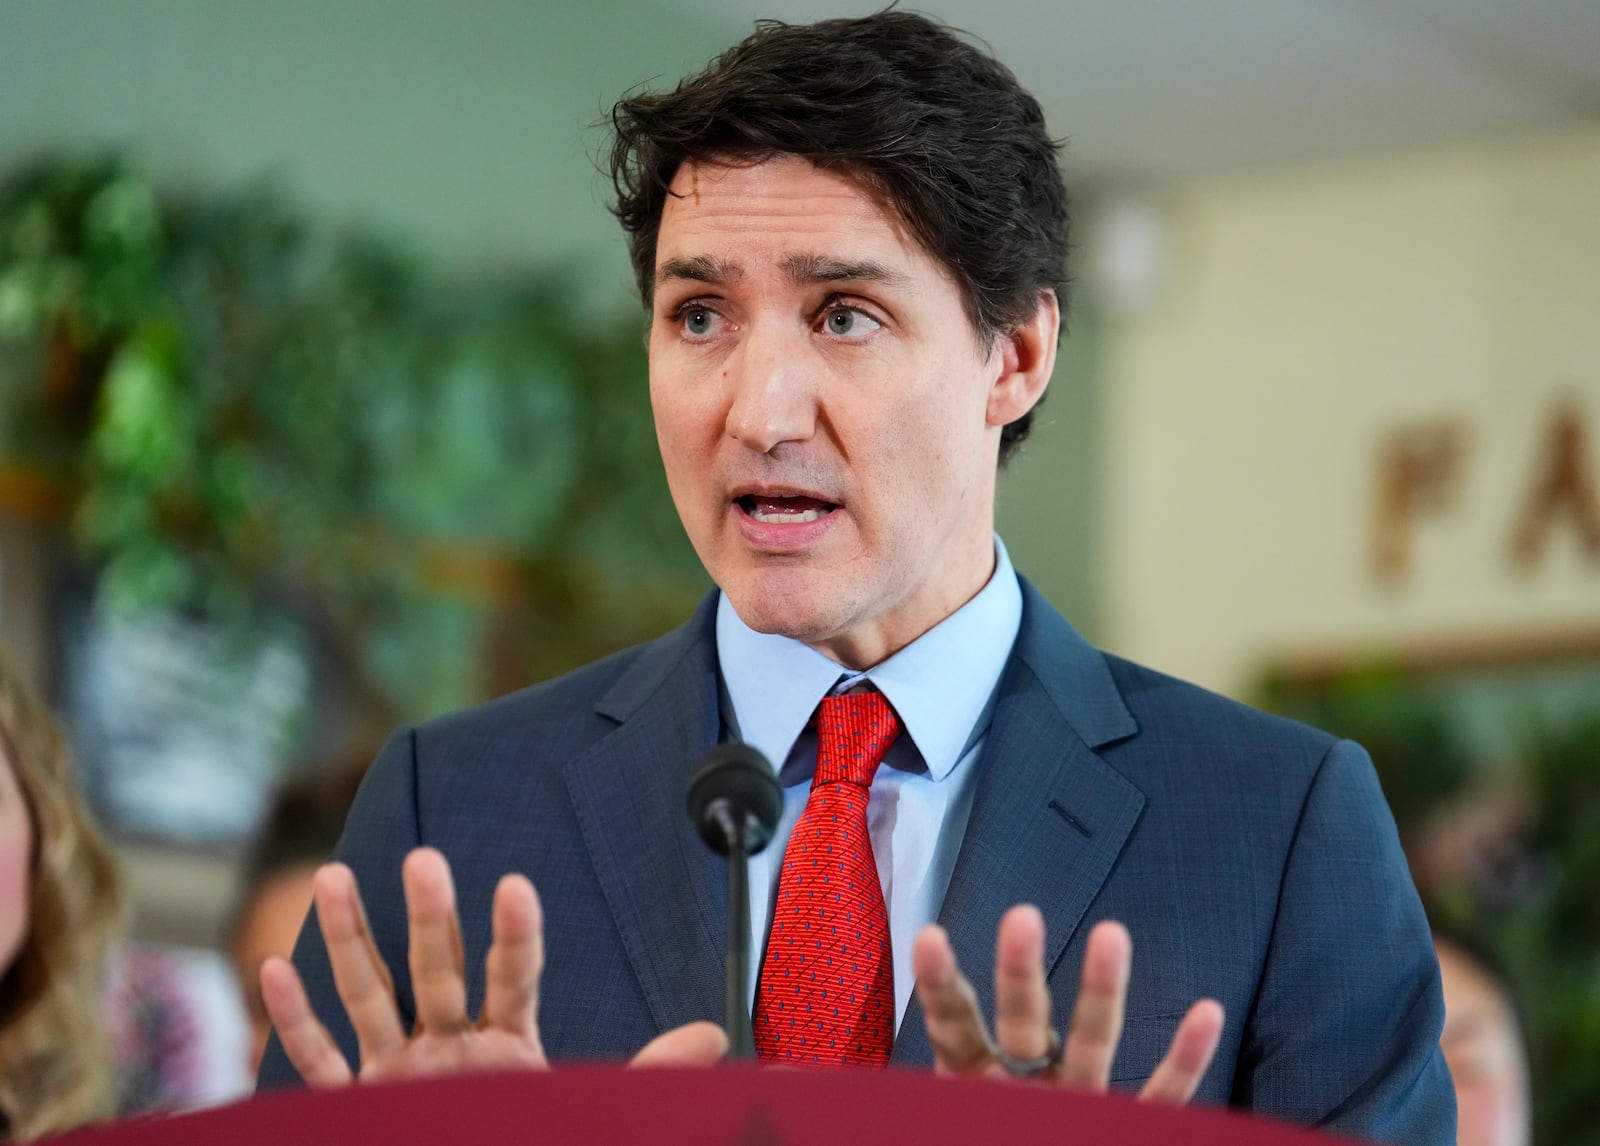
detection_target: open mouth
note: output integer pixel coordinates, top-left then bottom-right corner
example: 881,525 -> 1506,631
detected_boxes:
734,493 -> 839,524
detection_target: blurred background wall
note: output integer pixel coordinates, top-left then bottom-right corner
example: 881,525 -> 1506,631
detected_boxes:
1102,124 -> 1600,695
1,0 -> 1597,1136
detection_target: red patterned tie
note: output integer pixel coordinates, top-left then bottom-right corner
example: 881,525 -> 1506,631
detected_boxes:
753,690 -> 900,1067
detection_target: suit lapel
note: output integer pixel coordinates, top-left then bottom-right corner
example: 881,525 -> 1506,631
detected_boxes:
893,580 -> 1146,1065
563,593 -> 730,1035
563,580 -> 1146,1056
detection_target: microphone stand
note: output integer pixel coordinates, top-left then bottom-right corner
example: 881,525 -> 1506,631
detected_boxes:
688,742 -> 780,1062
710,802 -> 757,1059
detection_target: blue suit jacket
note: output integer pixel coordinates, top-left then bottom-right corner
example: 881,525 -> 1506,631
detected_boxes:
260,581 -> 1455,1142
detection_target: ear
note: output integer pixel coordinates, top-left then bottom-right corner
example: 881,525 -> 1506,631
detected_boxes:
985,289 -> 1059,429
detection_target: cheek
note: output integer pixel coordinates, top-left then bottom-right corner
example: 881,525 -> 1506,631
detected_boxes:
882,378 -> 986,489
0,821 -> 32,966
650,367 -> 724,457
1453,1082 -> 1511,1145
650,374 -> 729,554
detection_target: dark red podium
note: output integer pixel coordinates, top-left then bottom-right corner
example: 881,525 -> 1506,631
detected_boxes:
49,1067 -> 1361,1145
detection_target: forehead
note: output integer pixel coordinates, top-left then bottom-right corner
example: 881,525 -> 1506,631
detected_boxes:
655,155 -> 929,272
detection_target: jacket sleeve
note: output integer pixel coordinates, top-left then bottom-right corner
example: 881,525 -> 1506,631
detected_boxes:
255,727 -> 423,1091
1232,738 -> 1457,1142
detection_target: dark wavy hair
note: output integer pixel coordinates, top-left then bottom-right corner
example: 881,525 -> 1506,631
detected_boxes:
607,9 -> 1069,462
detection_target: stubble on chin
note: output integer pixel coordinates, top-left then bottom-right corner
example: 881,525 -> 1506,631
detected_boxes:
721,567 -> 850,645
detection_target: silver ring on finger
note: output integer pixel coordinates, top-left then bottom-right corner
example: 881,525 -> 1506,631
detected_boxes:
993,1027 -> 1063,1079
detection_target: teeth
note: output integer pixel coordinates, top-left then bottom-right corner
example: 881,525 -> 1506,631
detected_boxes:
750,508 -> 827,524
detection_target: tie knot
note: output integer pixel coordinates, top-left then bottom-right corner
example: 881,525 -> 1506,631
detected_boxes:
814,690 -> 900,788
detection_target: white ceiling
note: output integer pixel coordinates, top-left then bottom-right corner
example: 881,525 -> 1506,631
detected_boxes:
662,0 -> 1600,183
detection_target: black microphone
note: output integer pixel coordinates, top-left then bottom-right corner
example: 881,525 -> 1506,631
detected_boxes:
687,742 -> 782,1060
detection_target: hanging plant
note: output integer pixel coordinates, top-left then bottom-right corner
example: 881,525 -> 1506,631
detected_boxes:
0,156 -> 703,724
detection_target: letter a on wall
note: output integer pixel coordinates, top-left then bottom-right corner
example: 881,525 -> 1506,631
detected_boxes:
1510,400 -> 1600,572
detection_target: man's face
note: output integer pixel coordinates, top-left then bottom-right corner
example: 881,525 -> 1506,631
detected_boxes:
649,155 -> 1047,668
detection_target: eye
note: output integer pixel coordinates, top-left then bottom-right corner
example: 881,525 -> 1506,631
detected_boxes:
820,305 -> 882,340
670,302 -> 730,342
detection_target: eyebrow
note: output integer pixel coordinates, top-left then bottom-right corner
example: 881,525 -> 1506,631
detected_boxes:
656,255 -> 743,288
653,253 -> 911,290
780,254 -> 910,287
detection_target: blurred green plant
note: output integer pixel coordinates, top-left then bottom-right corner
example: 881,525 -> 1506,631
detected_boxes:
0,157 -> 704,722
1258,664 -> 1475,833
1259,667 -> 1600,1145
1479,716 -> 1600,1144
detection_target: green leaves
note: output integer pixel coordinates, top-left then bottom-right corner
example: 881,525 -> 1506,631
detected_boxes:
93,327 -> 189,478
0,156 -> 701,722
0,162 -> 164,344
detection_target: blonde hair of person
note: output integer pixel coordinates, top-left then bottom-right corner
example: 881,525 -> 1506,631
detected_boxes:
0,650 -> 122,1140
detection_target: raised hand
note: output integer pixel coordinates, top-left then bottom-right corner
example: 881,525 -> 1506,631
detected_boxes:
260,847 -> 727,1085
913,907 -> 1224,1103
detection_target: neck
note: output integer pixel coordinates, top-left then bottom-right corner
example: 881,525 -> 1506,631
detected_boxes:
808,535 -> 998,671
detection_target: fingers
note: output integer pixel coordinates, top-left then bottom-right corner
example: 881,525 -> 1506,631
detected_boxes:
480,872 -> 546,1051
315,862 -> 407,1065
993,905 -> 1053,1063
404,848 -> 470,1035
1139,999 -> 1225,1105
1058,920 -> 1131,1091
630,1021 -> 729,1068
260,957 -> 354,1088
912,924 -> 994,1074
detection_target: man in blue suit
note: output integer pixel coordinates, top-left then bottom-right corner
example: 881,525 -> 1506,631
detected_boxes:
258,12 -> 1454,1140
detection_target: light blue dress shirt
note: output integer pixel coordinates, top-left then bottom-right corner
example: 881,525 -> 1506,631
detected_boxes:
715,536 -> 1024,1035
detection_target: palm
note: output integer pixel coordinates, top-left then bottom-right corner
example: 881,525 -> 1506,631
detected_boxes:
358,1028 -> 548,1084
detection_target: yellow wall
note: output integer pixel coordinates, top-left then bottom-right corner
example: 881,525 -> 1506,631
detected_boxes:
1101,123 -> 1600,696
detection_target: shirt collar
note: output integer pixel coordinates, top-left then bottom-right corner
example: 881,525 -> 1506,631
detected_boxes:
716,536 -> 1023,782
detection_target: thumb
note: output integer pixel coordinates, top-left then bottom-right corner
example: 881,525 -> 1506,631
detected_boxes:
629,1021 -> 729,1068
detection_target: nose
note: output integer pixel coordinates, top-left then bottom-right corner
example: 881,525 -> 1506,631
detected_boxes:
723,325 -> 818,454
